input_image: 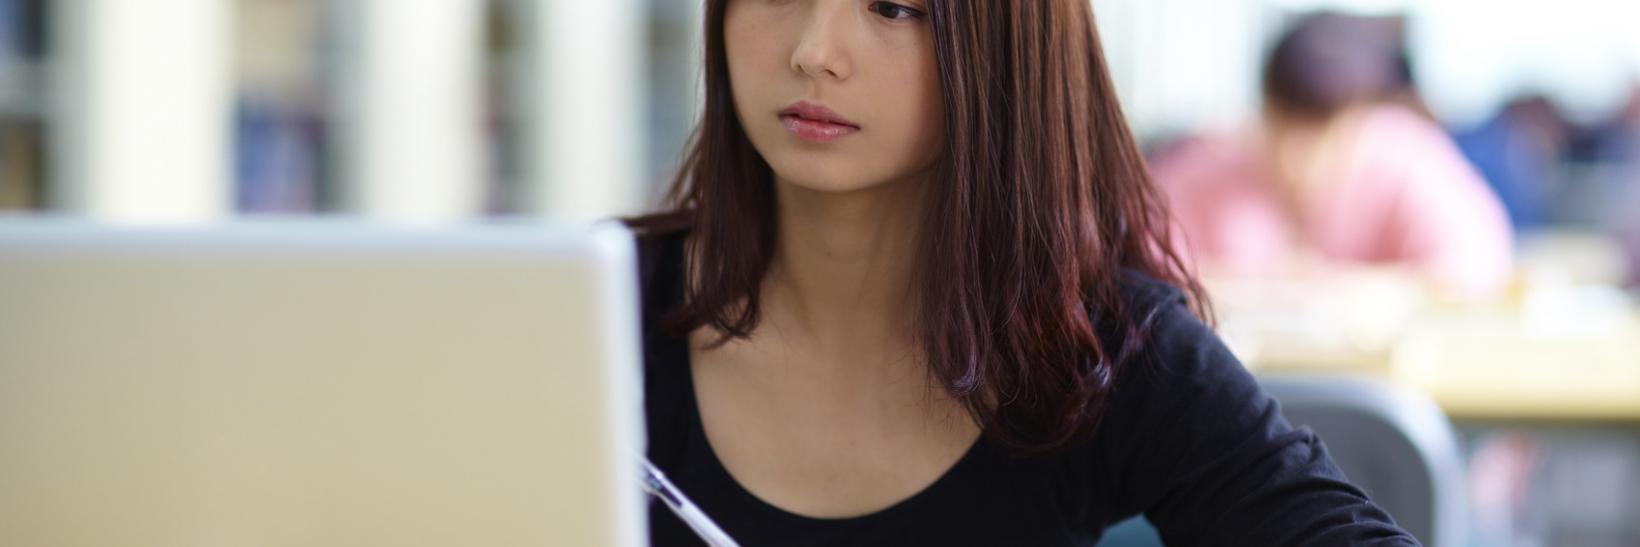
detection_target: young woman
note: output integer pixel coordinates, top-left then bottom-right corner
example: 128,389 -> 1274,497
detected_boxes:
629,1 -> 1417,544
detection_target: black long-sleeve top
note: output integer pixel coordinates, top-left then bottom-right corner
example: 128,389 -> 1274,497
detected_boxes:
637,229 -> 1419,546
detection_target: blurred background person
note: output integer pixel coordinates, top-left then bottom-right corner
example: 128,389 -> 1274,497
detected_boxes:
1151,12 -> 1514,300
1595,86 -> 1640,289
1608,88 -> 1640,288
1626,205 -> 1640,289
1619,87 -> 1640,289
1452,95 -> 1566,232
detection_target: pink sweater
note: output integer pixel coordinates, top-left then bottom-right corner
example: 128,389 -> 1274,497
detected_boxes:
1152,105 -> 1515,297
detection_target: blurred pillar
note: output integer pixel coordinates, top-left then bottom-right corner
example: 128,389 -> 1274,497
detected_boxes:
50,0 -> 232,223
516,0 -> 647,221
1091,0 -> 1266,137
334,0 -> 485,223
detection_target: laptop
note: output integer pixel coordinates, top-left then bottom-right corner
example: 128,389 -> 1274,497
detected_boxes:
0,219 -> 648,546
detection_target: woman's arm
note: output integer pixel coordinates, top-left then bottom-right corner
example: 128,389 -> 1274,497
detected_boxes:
1096,289 -> 1420,546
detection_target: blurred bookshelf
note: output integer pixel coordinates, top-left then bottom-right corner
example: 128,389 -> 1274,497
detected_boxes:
2,0 -> 674,219
234,0 -> 329,214
482,0 -> 530,216
236,0 -> 531,215
0,0 -> 46,211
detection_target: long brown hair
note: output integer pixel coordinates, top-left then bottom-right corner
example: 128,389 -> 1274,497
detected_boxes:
629,0 -> 1205,456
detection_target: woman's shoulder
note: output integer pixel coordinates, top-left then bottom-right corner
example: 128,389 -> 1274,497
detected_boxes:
626,212 -> 692,257
1100,269 -> 1236,393
1112,269 -> 1190,313
625,213 -> 691,294
623,214 -> 693,343
1101,268 -> 1200,345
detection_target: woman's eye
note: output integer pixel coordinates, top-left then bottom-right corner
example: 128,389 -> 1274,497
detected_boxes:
867,1 -> 924,21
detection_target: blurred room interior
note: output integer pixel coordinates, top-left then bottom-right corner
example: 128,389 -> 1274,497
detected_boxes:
0,0 -> 1636,545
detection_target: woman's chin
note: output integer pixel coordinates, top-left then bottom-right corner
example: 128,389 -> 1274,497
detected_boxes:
767,162 -> 891,195
773,174 -> 897,196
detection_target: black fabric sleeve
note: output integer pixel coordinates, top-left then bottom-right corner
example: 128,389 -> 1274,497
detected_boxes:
1097,291 -> 1421,546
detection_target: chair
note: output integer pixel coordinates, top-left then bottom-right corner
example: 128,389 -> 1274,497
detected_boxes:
1259,374 -> 1468,547
1097,375 -> 1467,547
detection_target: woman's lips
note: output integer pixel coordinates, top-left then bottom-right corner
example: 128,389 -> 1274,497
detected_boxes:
778,101 -> 860,143
780,115 -> 861,142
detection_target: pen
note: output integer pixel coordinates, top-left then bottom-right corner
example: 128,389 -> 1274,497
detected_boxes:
640,458 -> 742,547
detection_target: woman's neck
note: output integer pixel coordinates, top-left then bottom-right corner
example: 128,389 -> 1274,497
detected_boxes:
761,175 -> 926,359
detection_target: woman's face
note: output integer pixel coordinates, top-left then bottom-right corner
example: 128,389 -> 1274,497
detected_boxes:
724,0 -> 946,194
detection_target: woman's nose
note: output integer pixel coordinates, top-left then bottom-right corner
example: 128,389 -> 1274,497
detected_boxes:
789,5 -> 853,81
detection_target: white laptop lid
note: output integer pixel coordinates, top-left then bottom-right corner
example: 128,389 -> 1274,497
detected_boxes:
0,220 -> 647,547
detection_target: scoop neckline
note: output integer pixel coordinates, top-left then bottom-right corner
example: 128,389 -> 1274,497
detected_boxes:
673,334 -> 987,527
